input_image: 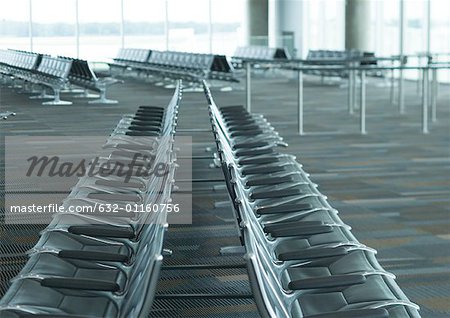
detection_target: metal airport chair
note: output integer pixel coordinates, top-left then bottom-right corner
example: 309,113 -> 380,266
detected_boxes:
0,238 -> 164,317
279,249 -> 395,291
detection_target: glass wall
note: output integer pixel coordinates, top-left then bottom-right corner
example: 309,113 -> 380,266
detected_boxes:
211,0 -> 245,55
305,0 -> 345,52
167,0 -> 209,53
31,0 -> 76,57
78,0 -> 122,60
123,0 -> 166,51
0,0 -> 31,51
0,0 -> 449,78
430,0 -> 450,81
374,0 -> 400,56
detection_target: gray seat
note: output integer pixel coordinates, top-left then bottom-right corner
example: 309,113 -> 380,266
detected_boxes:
202,80 -> 420,318
293,276 -> 420,318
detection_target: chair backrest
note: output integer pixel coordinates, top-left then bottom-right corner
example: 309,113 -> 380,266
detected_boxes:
0,49 -> 40,71
233,46 -> 290,61
114,48 -> 152,63
37,56 -> 72,79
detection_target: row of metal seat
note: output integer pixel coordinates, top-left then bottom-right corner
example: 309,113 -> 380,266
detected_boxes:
203,81 -> 420,318
0,49 -> 73,105
305,50 -> 378,78
0,49 -> 120,105
114,48 -> 151,64
306,50 -> 364,62
59,56 -> 122,104
0,81 -> 182,318
111,48 -> 152,71
231,46 -> 291,68
109,48 -> 237,83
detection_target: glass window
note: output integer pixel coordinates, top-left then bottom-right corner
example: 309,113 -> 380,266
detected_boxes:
211,0 -> 244,55
167,0 -> 209,53
430,0 -> 450,81
305,0 -> 345,52
0,0 -> 31,51
123,0 -> 166,51
31,0 -> 76,57
376,0 -> 400,56
78,0 -> 121,60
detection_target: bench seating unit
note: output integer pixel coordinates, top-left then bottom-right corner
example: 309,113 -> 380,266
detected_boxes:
25,56 -> 73,105
0,49 -> 42,87
0,81 -> 182,318
109,48 -> 237,83
110,48 -> 152,72
0,50 -> 73,105
231,46 -> 291,68
305,50 -> 379,78
203,80 -> 421,318
60,56 -> 122,104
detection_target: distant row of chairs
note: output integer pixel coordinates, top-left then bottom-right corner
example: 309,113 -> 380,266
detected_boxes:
60,56 -> 122,104
0,49 -> 120,105
305,49 -> 380,78
0,81 -> 182,318
109,48 -> 237,83
231,46 -> 291,68
230,47 -> 386,80
203,81 -> 420,318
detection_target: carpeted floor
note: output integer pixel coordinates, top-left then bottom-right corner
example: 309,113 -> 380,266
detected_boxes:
1,72 -> 449,317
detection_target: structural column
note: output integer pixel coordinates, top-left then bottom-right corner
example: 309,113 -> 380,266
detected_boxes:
269,0 -> 305,58
28,0 -> 33,51
399,0 -> 405,113
246,0 -> 269,46
75,0 -> 80,58
120,0 -> 125,48
345,0 -> 371,51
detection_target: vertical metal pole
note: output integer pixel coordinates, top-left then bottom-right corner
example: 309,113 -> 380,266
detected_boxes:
352,62 -> 357,110
360,70 -> 367,135
75,0 -> 80,58
431,68 -> 437,122
298,70 -> 304,135
208,0 -> 213,54
28,0 -> 33,51
165,0 -> 169,51
417,65 -> 421,95
399,0 -> 405,114
319,0 -> 326,48
426,0 -> 431,55
374,0 -> 382,53
348,63 -> 354,114
422,68 -> 429,134
390,65 -> 395,105
426,0 -> 432,107
120,0 -> 125,48
246,62 -> 251,112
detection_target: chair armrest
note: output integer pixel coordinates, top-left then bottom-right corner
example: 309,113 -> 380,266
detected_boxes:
278,246 -> 348,261
288,274 -> 366,290
41,277 -> 120,292
266,224 -> 333,238
255,203 -> 313,215
68,225 -> 135,239
264,220 -> 324,232
239,156 -> 279,166
58,250 -> 129,262
305,308 -> 389,318
246,175 -> 293,187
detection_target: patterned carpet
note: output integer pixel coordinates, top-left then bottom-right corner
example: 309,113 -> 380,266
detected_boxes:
1,73 -> 449,317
